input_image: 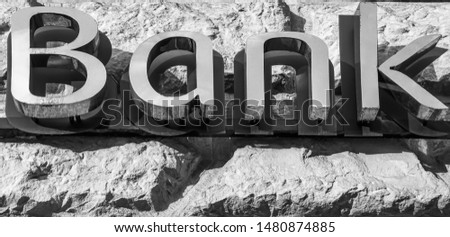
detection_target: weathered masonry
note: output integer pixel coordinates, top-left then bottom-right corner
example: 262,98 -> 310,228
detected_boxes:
2,3 -> 450,137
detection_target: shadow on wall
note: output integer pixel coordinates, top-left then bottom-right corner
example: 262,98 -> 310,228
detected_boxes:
379,44 -> 450,96
2,0 -> 449,214
28,0 -> 43,7
3,134 -> 450,214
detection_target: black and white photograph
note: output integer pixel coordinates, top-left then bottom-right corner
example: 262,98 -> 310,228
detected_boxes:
0,0 -> 449,236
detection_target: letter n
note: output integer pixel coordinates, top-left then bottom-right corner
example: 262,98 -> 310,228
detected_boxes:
234,32 -> 334,135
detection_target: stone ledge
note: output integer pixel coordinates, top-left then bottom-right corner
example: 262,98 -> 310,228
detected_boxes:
1,136 -> 450,216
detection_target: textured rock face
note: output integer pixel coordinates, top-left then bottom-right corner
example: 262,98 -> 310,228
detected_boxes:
1,137 -> 450,216
172,145 -> 450,216
2,1 -> 450,92
0,137 -> 201,216
82,1 -> 290,77
161,138 -> 450,217
1,1 -> 450,217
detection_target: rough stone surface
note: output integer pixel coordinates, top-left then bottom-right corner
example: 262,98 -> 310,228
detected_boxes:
168,145 -> 450,216
158,138 -> 450,217
2,1 -> 450,95
1,1 -> 450,217
0,136 -> 201,216
1,137 -> 450,216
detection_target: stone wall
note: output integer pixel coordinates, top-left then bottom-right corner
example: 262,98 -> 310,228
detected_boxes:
1,1 -> 450,217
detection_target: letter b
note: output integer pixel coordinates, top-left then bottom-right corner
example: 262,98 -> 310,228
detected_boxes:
6,7 -> 112,134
